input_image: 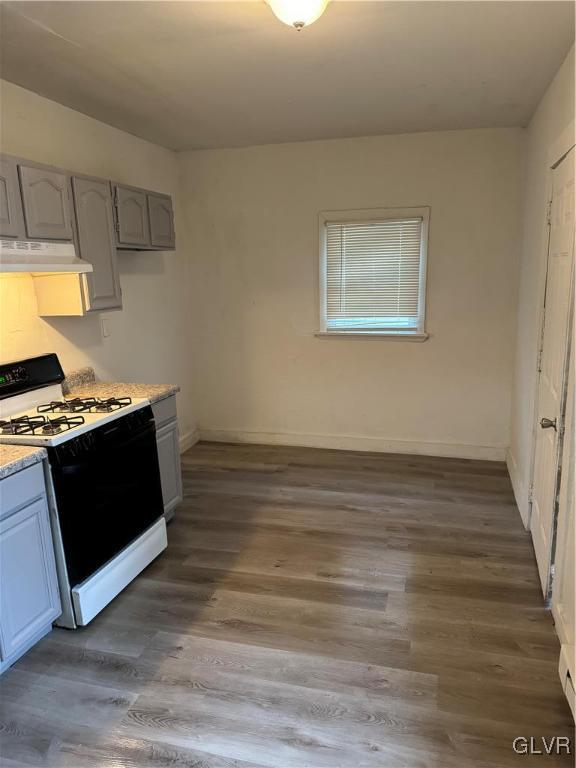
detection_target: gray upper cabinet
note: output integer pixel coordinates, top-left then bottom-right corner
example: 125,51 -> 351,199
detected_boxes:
115,185 -> 150,247
73,177 -> 122,312
148,193 -> 175,249
19,164 -> 73,241
0,156 -> 26,239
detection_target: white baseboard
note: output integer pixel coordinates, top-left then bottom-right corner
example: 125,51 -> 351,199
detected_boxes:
552,601 -> 571,647
198,427 -> 506,461
558,644 -> 576,721
179,428 -> 200,454
506,449 -> 530,529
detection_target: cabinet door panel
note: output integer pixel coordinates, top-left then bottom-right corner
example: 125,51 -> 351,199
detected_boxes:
0,497 -> 61,660
115,186 -> 150,247
148,193 -> 175,249
156,420 -> 182,521
0,156 -> 25,239
73,177 -> 122,312
19,165 -> 73,240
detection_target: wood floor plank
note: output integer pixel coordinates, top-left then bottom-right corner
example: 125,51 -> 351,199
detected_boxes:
2,442 -> 573,766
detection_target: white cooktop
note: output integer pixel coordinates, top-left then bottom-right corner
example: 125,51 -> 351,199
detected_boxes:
0,394 -> 150,447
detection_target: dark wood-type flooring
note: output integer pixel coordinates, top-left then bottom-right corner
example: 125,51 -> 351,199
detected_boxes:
0,442 -> 573,767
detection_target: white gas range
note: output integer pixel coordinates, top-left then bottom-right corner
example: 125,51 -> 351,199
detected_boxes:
0,354 -> 167,629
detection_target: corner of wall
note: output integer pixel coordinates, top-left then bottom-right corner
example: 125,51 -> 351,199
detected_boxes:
179,428 -> 200,453
506,448 -> 530,529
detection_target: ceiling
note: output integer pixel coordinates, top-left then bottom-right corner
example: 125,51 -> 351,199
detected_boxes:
0,1 -> 573,151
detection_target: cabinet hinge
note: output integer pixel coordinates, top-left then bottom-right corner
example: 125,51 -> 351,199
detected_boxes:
528,483 -> 534,504
114,220 -> 120,233
546,199 -> 553,227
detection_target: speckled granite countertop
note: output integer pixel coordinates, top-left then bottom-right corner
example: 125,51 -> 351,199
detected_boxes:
63,367 -> 179,405
0,445 -> 46,480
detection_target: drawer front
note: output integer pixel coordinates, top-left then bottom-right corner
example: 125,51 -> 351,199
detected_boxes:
0,463 -> 45,520
152,395 -> 177,428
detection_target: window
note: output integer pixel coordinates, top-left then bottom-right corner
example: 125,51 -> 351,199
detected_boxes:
318,207 -> 429,338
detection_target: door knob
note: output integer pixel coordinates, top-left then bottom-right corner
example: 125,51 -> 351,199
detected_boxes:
540,417 -> 557,431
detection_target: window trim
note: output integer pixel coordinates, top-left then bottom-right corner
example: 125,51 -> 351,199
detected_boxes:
318,206 -> 430,339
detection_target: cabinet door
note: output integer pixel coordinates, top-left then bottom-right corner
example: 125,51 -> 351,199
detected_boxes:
19,164 -> 73,240
115,185 -> 150,247
0,497 -> 61,661
0,155 -> 25,239
73,177 -> 122,312
148,193 -> 175,249
156,419 -> 182,522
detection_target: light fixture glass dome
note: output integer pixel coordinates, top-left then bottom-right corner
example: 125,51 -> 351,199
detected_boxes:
266,0 -> 330,29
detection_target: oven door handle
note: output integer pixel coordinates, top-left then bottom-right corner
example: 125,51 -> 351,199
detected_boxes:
55,421 -> 157,468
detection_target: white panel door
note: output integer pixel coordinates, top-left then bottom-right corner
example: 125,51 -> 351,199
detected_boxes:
531,147 -> 575,596
551,344 -> 574,634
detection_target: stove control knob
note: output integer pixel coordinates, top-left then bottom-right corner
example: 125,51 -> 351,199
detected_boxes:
68,432 -> 95,456
82,433 -> 95,451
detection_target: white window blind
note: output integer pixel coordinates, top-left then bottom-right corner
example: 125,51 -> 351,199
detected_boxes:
320,210 -> 428,335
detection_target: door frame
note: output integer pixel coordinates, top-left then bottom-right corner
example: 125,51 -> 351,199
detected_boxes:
527,122 -> 575,601
550,336 -> 574,644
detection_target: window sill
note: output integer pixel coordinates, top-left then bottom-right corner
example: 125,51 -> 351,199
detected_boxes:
315,331 -> 430,341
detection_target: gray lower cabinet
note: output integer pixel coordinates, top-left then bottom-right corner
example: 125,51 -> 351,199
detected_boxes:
19,164 -> 73,241
148,193 -> 175,249
0,463 -> 61,674
115,185 -> 150,247
73,176 -> 122,312
0,155 -> 26,239
152,395 -> 182,522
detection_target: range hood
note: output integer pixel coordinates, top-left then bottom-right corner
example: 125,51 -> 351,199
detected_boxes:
0,240 -> 93,274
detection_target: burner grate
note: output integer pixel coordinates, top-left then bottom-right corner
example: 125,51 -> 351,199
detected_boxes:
0,414 -> 86,436
37,396 -> 132,414
93,397 -> 132,412
0,415 -> 46,435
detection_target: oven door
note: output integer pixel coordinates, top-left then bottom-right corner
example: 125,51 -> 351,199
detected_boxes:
49,407 -> 164,587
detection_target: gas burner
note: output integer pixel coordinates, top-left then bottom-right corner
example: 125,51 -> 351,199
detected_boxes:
38,398 -> 94,414
0,414 -> 85,436
41,423 -> 63,435
0,415 -> 46,435
92,397 -> 132,412
41,415 -> 86,435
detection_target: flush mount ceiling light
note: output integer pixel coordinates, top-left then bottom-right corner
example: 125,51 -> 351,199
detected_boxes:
266,0 -> 330,30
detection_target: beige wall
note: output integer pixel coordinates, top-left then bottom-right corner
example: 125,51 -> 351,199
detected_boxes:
181,128 -> 524,459
508,47 -> 575,524
0,80 -> 196,444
